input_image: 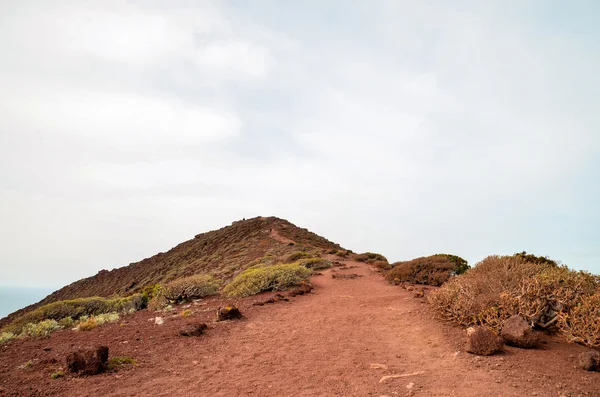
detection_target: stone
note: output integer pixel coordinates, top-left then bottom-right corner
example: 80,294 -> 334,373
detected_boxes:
500,315 -> 540,348
578,350 -> 600,372
465,326 -> 504,356
154,317 -> 164,325
179,323 -> 208,337
216,305 -> 242,321
66,346 -> 109,376
288,282 -> 313,297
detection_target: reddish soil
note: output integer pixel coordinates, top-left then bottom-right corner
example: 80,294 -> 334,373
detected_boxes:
1,261 -> 598,396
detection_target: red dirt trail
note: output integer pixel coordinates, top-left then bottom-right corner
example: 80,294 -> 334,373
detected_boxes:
0,261 -> 597,396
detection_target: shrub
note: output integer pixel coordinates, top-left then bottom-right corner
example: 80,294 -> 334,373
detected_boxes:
0,332 -> 15,345
77,317 -> 98,331
285,252 -> 310,263
140,284 -> 162,308
355,252 -> 387,263
300,258 -> 332,270
51,371 -> 64,379
558,292 -> 600,347
58,317 -> 75,328
180,310 -> 192,317
19,319 -> 61,339
2,295 -> 143,335
76,312 -> 119,331
107,356 -> 137,370
147,294 -> 168,311
162,274 -> 219,303
224,264 -> 312,297
429,254 -> 600,347
386,254 -> 469,286
95,312 -> 120,325
372,261 -> 392,272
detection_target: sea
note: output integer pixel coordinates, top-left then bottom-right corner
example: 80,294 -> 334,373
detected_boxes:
0,286 -> 56,319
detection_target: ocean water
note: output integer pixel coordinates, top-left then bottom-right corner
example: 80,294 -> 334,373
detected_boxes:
0,286 -> 55,319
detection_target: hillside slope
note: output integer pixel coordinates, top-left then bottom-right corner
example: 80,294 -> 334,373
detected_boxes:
0,216 -> 342,327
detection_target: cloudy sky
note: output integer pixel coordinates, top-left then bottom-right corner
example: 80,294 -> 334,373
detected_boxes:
0,0 -> 598,288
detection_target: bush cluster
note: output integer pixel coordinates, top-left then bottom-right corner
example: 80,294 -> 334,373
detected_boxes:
0,332 -> 15,345
386,254 -> 469,286
162,274 -> 219,303
299,258 -> 332,270
2,295 -> 142,335
285,251 -> 311,263
355,252 -> 388,263
19,319 -> 61,338
224,263 -> 312,297
429,254 -> 600,347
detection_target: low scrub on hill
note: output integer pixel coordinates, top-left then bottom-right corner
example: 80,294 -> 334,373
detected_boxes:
285,251 -> 311,263
386,254 -> 469,286
299,258 -> 332,270
429,254 -> 600,347
2,295 -> 142,335
355,252 -> 388,263
224,263 -> 312,297
162,274 -> 219,303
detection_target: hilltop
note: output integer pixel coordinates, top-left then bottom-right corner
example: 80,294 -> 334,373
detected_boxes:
0,216 -> 342,328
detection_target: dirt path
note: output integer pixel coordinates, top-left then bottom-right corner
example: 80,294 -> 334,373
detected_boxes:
1,261 -> 597,396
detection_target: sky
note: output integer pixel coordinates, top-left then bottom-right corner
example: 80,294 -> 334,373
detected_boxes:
0,0 -> 599,289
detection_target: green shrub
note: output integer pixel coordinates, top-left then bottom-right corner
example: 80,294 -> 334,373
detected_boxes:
162,274 -> 219,303
386,254 -> 469,286
19,319 -> 61,339
2,295 -> 143,335
51,371 -> 64,379
224,264 -> 312,297
0,332 -> 15,345
58,317 -> 75,328
95,312 -> 120,325
107,356 -> 137,370
140,284 -> 162,308
355,252 -> 387,263
147,294 -> 168,311
76,312 -> 119,331
300,258 -> 332,270
285,252 -> 310,263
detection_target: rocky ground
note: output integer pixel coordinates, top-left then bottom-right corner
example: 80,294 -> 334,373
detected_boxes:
0,260 -> 598,396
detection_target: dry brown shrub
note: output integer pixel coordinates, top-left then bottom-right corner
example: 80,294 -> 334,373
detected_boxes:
163,274 -> 219,303
372,261 -> 392,272
355,252 -> 387,263
558,292 -> 600,347
428,255 -> 552,329
429,255 -> 600,347
385,255 -> 468,287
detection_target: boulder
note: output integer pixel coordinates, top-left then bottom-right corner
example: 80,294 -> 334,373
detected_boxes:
465,326 -> 503,356
179,323 -> 208,337
288,282 -> 313,297
66,346 -> 109,376
216,305 -> 242,321
578,350 -> 600,372
500,315 -> 540,348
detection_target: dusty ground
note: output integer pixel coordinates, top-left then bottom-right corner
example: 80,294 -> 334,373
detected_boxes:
0,260 -> 598,396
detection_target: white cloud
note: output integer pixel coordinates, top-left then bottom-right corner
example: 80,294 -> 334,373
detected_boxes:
0,0 -> 599,287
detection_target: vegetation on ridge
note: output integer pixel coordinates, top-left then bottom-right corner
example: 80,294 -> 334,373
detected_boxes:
386,254 -> 469,286
224,263 -> 312,298
429,253 -> 600,347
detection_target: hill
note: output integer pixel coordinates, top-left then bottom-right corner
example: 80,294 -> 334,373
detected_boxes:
0,216 -> 343,328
